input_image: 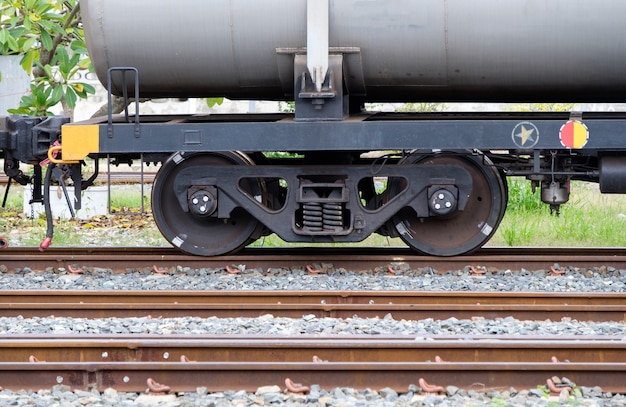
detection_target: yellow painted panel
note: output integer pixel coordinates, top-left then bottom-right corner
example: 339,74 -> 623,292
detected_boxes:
60,124 -> 100,162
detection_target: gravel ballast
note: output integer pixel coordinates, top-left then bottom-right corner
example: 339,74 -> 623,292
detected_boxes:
3,263 -> 625,292
1,383 -> 625,407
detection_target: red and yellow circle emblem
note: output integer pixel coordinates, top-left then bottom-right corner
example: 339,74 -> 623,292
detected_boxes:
559,120 -> 589,149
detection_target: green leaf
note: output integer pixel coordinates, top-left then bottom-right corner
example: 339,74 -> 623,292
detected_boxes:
0,29 -> 8,45
42,64 -> 54,79
78,57 -> 91,70
39,20 -> 65,37
33,84 -> 49,106
23,15 -> 32,31
81,82 -> 96,95
71,81 -> 95,98
11,27 -> 27,41
65,86 -> 77,108
20,51 -> 36,74
7,36 -> 19,53
206,97 -> 224,108
51,23 -> 66,37
40,29 -> 53,51
69,53 -> 80,68
50,85 -> 63,105
20,94 -> 36,108
37,20 -> 55,32
70,39 -> 88,55
22,36 -> 37,51
56,47 -> 70,76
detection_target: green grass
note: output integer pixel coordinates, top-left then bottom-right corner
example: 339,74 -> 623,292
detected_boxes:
1,178 -> 626,249
490,178 -> 626,247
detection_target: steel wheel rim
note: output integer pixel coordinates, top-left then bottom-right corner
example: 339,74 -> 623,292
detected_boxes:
392,153 -> 507,256
152,152 -> 262,256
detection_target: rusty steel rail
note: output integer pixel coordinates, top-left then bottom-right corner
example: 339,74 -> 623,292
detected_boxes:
2,246 -> 626,273
1,335 -> 626,392
1,360 -> 626,393
0,290 -> 625,321
1,334 -> 625,364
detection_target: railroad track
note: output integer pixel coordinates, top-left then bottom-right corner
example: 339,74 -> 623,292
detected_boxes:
2,246 -> 626,395
1,290 -> 625,321
2,246 -> 626,272
1,335 -> 626,393
1,288 -> 625,393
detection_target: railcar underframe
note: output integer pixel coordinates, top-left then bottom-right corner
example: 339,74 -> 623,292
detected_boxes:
2,108 -> 626,256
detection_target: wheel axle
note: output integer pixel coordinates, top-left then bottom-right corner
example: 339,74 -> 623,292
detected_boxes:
188,187 -> 217,218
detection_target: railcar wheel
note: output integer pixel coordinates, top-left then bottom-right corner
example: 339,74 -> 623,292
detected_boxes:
152,152 -> 263,256
391,153 -> 507,256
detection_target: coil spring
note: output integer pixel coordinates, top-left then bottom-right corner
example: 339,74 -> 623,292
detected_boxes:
322,203 -> 343,229
302,202 -> 323,230
302,202 -> 343,231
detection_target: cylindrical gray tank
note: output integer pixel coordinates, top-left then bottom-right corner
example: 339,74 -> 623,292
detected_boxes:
81,0 -> 626,102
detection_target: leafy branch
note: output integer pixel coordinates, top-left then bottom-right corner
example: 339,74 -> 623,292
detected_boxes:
0,0 -> 94,118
